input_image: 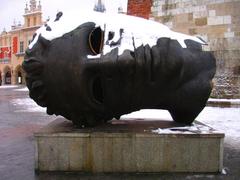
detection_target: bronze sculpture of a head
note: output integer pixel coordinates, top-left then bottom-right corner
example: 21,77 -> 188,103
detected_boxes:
23,11 -> 216,127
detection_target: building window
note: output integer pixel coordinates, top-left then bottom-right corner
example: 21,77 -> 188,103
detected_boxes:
27,18 -> 30,27
34,17 -> 37,26
4,52 -> 8,58
5,71 -> 11,84
20,41 -> 24,53
18,72 -> 22,84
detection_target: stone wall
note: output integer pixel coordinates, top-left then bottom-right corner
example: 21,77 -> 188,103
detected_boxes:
150,0 -> 240,98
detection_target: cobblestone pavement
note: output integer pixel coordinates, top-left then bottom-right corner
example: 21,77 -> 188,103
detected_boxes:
0,85 -> 239,180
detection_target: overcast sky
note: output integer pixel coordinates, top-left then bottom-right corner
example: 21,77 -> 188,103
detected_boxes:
0,0 -> 128,32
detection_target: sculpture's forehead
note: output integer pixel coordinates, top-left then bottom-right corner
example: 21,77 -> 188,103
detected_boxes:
29,10 -> 204,55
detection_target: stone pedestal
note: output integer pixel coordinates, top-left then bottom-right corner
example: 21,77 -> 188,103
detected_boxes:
34,118 -> 224,173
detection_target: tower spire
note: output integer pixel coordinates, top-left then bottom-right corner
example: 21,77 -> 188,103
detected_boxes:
37,0 -> 42,11
25,2 -> 29,13
94,0 -> 106,13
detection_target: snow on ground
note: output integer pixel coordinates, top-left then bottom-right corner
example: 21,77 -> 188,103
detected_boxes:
14,87 -> 29,92
121,109 -> 172,121
152,122 -> 218,134
11,98 -> 46,113
197,107 -> 240,149
122,107 -> 240,148
9,90 -> 239,148
121,109 -> 222,135
209,98 -> 240,103
0,85 -> 19,89
197,107 -> 240,138
29,10 -> 205,55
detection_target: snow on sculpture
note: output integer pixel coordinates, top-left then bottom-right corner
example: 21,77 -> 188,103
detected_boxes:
23,11 -> 216,127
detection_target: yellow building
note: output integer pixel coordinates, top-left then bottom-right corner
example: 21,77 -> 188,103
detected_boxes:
0,0 -> 42,85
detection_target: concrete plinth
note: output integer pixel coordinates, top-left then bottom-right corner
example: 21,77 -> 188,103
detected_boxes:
34,118 -> 224,173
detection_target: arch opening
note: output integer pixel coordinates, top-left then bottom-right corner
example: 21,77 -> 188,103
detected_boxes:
5,71 -> 11,84
3,66 -> 11,85
15,65 -> 25,85
18,72 -> 22,84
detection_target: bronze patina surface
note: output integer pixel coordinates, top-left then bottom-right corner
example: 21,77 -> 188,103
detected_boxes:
23,14 -> 216,127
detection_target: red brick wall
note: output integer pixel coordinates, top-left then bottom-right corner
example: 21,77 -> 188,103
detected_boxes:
127,0 -> 152,19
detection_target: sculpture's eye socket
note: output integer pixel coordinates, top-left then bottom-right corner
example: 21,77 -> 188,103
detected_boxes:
88,27 -> 104,55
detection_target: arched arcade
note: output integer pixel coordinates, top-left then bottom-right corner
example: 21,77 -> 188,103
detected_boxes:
14,65 -> 25,85
3,66 -> 12,85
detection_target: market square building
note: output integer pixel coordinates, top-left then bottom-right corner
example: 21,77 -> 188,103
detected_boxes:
0,0 -> 42,85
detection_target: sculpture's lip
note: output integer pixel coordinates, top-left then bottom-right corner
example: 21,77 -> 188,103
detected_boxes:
24,57 -> 38,62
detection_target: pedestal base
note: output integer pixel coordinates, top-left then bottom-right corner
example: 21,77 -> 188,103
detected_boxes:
34,118 -> 224,172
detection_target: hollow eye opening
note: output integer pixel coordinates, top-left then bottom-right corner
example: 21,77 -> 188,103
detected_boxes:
88,27 -> 104,55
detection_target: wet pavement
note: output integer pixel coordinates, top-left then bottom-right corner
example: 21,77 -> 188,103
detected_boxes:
0,85 -> 239,180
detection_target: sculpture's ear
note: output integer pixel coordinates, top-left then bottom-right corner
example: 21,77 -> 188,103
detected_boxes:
88,26 -> 104,55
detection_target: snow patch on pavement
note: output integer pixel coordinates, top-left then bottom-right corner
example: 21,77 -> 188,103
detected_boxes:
197,107 -> 240,138
0,85 -> 19,89
121,109 -> 172,121
14,87 -> 29,92
11,98 -> 46,113
122,107 -> 240,148
152,123 -> 219,134
208,98 -> 240,103
10,95 -> 240,148
197,106 -> 240,149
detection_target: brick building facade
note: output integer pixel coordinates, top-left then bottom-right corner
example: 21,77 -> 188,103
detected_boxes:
0,0 -> 42,85
127,0 -> 152,19
128,0 -> 240,98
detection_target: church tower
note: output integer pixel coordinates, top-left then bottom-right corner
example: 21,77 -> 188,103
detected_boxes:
23,0 -> 42,27
93,0 -> 106,13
